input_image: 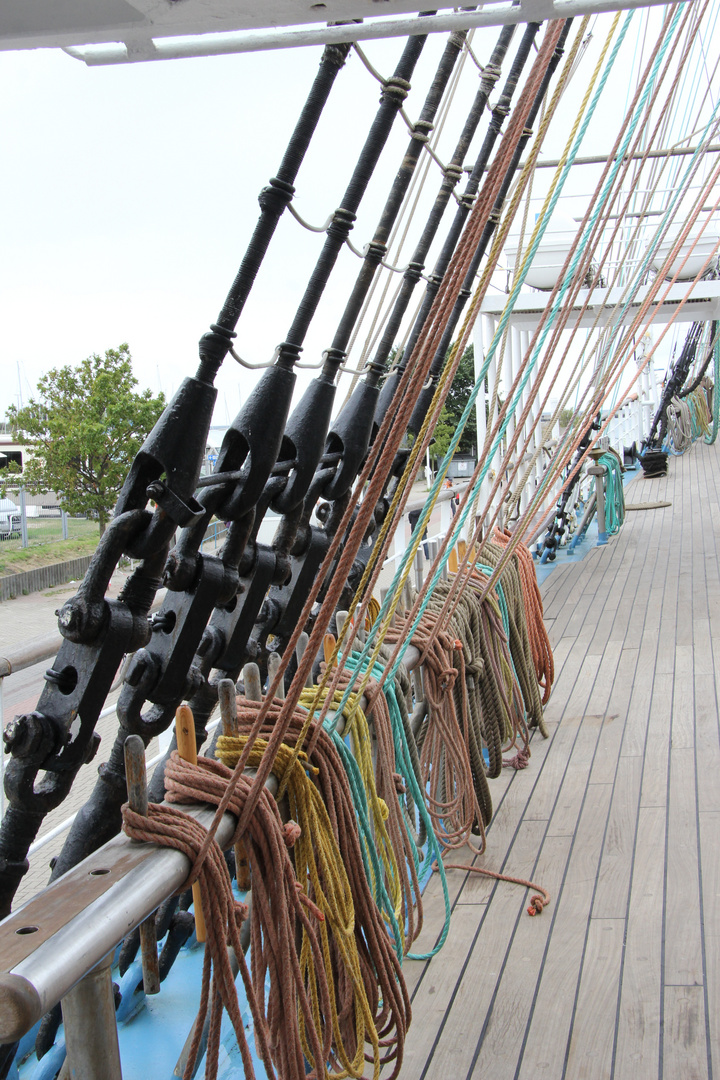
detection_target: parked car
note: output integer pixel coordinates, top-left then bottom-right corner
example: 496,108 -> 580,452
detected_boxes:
0,498 -> 21,539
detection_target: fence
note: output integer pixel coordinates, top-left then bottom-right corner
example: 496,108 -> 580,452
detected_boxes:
0,490 -> 97,553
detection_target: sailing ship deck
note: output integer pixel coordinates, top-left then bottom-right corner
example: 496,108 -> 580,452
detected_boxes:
395,437 -> 720,1079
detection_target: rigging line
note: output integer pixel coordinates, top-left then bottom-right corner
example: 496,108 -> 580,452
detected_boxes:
343,46 -> 461,364
343,19 -> 496,386
640,3 -> 707,220
317,20 -> 595,722
367,22 -> 529,410
322,30 -> 469,388
286,202 -> 334,233
341,35 -> 471,389
274,33 -> 429,373
508,228 -> 720,575
363,11 -> 646,686
333,29 -> 474,391
483,118 -> 719,580
257,22 -> 573,788
219,24 -> 571,876
548,7 -> 709,386
464,38 -> 486,73
209,40 -> 354,353
475,17 -> 614,476
407,21 -> 594,432
329,22 -> 579,649
343,236 -> 424,275
481,91 -> 546,507
580,123 -> 720,394
330,19 -> 585,700
504,0 -> 707,506
177,35 -> 541,877
482,180 -> 720,595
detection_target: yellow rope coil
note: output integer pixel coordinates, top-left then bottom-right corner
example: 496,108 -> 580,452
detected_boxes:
215,734 -> 380,1080
299,685 -> 403,929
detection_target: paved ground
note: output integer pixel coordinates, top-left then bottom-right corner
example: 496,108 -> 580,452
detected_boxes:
0,567 -> 130,653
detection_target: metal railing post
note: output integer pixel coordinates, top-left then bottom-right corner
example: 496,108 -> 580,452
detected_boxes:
414,549 -> 424,593
19,488 -> 28,549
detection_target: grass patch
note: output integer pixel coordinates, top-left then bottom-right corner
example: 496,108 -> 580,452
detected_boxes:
0,534 -> 98,576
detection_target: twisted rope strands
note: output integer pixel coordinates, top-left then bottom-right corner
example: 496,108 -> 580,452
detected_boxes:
491,158 -> 720,562
333,16 -> 617,718
407,6 -> 669,642
217,704 -> 411,1079
493,528 -> 554,703
123,752 -> 332,1080
238,23 -> 569,794
298,22 -> 580,747
306,670 -> 426,955
417,5 -> 720,621
500,0 -> 703,515
439,859 -> 551,916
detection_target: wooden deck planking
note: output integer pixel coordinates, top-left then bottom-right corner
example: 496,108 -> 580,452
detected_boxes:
699,810 -> 720,1077
397,442 -> 719,1080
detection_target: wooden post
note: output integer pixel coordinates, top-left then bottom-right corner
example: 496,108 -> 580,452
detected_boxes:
295,631 -> 314,687
267,652 -> 285,699
124,735 -> 161,994
218,678 -> 250,891
175,706 -> 206,943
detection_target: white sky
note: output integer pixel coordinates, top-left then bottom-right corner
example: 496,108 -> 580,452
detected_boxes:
1,8 -> 717,425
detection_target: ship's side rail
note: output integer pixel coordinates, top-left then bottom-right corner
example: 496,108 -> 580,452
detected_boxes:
0,800 -> 237,1060
0,644 -> 423,1078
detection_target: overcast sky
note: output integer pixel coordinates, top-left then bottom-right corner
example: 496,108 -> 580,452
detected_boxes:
1,9 -> 713,426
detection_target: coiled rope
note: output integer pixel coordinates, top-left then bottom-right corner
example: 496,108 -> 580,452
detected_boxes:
216,700 -> 411,1080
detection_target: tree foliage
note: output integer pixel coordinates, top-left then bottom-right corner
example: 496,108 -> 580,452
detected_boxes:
7,345 -> 165,533
430,344 -> 478,463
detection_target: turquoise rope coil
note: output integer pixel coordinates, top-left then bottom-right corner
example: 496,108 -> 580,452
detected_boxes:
592,451 -> 625,535
340,651 -> 453,961
704,336 -> 719,444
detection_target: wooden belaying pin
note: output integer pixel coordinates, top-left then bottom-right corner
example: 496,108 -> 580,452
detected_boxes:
295,631 -> 314,688
123,734 -> 161,994
323,634 -> 336,666
267,651 -> 285,699
175,705 -> 207,944
218,677 -> 251,892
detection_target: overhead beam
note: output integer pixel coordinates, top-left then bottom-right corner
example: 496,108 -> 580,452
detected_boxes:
64,0 -> 689,66
479,279 -> 720,333
523,143 -> 720,169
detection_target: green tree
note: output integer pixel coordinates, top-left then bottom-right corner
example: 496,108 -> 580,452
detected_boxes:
8,345 -> 165,534
430,343 -> 478,463
428,406 -> 456,462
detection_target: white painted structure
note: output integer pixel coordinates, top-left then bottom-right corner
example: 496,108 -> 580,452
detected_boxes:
1,0 -> 688,63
